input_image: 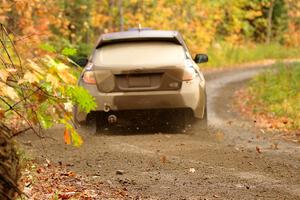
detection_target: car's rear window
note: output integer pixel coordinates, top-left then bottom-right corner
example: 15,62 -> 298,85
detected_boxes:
92,41 -> 186,68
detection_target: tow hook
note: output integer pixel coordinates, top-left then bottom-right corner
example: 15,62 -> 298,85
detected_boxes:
108,114 -> 117,124
104,103 -> 110,112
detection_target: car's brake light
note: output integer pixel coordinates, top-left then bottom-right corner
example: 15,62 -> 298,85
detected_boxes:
83,71 -> 96,84
182,67 -> 196,81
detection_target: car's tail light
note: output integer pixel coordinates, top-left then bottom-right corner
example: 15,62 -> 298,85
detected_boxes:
83,71 -> 96,84
182,67 -> 196,81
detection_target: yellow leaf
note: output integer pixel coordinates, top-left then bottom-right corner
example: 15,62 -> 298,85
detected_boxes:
27,59 -> 44,74
19,71 -> 39,84
57,71 -> 76,84
6,68 -> 17,73
56,63 -> 69,71
70,129 -> 83,147
3,85 -> 19,100
46,74 -> 59,88
0,69 -> 9,81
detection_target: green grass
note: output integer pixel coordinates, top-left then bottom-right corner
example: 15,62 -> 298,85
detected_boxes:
247,63 -> 300,130
202,43 -> 299,68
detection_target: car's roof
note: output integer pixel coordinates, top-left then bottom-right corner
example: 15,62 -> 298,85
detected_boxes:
95,29 -> 188,50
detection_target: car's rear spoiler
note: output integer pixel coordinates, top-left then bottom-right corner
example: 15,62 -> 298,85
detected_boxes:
96,37 -> 183,48
95,30 -> 188,50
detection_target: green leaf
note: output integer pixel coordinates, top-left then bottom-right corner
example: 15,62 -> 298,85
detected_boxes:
37,112 -> 53,129
40,43 -> 56,53
70,128 -> 83,147
62,47 -> 77,56
66,86 -> 96,113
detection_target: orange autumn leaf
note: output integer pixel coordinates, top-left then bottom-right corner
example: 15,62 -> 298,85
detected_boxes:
0,109 -> 4,119
64,128 -> 71,145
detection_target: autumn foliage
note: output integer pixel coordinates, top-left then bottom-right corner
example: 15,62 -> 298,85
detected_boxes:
1,0 -> 300,56
235,63 -> 300,137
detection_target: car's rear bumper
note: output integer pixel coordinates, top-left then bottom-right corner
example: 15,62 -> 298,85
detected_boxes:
74,79 -> 206,123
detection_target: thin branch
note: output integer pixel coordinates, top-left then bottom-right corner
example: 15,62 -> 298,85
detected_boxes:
1,24 -> 22,69
11,127 -> 32,138
4,87 -> 40,112
0,96 -> 41,137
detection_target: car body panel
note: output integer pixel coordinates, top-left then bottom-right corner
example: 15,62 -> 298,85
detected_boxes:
75,79 -> 206,122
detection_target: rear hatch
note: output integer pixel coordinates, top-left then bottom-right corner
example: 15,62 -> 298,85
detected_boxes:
92,41 -> 187,93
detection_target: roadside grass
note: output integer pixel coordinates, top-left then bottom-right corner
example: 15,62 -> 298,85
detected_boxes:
202,43 -> 299,68
243,62 -> 300,131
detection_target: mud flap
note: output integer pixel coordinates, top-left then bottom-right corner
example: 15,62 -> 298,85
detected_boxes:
185,103 -> 208,134
192,107 -> 208,134
78,112 -> 97,134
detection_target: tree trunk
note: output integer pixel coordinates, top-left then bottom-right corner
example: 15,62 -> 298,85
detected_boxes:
118,0 -> 124,31
266,0 -> 276,44
109,0 -> 115,31
0,125 -> 20,200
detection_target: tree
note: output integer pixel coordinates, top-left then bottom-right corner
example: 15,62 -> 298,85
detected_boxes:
0,125 -> 20,199
284,0 -> 300,46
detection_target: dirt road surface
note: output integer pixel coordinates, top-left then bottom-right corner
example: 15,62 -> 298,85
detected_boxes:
19,66 -> 300,200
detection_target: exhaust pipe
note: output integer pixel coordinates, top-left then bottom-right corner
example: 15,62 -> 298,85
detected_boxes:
108,114 -> 117,124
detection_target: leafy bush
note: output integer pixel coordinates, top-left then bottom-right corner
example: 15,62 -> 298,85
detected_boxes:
247,63 -> 300,130
0,25 -> 96,146
203,43 -> 299,68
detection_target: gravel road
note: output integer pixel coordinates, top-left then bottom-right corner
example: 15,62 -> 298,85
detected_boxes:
19,66 -> 300,200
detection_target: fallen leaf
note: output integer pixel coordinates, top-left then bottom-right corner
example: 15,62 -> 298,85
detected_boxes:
215,131 -> 224,142
68,171 -> 76,177
271,142 -> 279,150
256,146 -> 262,154
160,155 -> 167,164
189,168 -> 196,173
58,191 -> 76,199
36,168 -> 44,174
116,170 -> 125,175
45,159 -> 51,167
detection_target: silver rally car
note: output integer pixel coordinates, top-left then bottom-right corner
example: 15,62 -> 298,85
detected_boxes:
74,29 -> 208,131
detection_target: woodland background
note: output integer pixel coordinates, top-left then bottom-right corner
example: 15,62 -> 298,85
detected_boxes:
1,0 -> 300,66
